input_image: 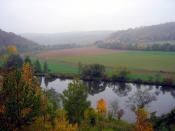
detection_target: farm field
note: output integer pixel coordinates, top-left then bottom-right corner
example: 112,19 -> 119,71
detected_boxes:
32,47 -> 175,81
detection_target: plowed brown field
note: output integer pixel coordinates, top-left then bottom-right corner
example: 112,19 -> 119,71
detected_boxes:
37,47 -> 119,58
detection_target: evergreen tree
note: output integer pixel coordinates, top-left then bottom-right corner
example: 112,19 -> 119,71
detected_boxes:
62,80 -> 90,124
24,56 -> 32,65
34,59 -> 42,73
6,54 -> 23,69
43,61 -> 49,73
0,69 -> 41,130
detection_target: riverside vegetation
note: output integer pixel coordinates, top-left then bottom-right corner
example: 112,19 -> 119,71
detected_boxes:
0,46 -> 175,130
30,47 -> 175,86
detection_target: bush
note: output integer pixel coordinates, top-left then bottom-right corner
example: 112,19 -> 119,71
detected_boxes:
80,64 -> 105,79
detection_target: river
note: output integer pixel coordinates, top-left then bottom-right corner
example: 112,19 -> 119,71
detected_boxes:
40,77 -> 175,123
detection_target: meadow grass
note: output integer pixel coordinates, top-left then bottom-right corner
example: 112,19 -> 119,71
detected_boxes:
46,50 -> 175,72
32,50 -> 175,81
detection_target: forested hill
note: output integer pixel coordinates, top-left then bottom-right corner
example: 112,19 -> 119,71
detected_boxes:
0,29 -> 39,52
96,22 -> 175,50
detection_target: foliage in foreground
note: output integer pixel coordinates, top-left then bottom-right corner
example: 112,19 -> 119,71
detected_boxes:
61,80 -> 90,124
0,65 -> 41,130
135,108 -> 153,131
2,47 -> 173,130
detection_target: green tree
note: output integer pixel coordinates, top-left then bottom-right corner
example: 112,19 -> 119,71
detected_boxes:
24,56 -> 32,65
34,59 -> 42,73
62,80 -> 90,124
84,108 -> 97,126
0,70 -> 41,130
5,54 -> 23,69
117,67 -> 130,81
45,88 -> 60,108
46,99 -> 57,128
81,64 -> 105,79
43,61 -> 49,73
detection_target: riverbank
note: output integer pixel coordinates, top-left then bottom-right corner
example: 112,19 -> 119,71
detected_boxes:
36,73 -> 175,87
40,76 -> 175,124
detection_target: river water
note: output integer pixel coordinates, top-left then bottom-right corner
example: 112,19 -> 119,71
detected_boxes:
40,77 -> 175,123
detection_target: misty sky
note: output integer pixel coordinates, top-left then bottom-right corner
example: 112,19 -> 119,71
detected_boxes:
0,0 -> 175,33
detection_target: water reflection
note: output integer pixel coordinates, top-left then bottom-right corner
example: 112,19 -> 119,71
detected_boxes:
45,77 -> 57,87
161,87 -> 175,98
128,88 -> 156,111
84,81 -> 107,95
109,82 -> 132,97
40,77 -> 175,122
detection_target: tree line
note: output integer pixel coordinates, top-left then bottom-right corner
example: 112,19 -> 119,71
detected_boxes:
0,45 -> 50,74
96,41 -> 175,51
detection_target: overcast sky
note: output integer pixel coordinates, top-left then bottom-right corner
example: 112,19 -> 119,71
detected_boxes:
0,0 -> 175,33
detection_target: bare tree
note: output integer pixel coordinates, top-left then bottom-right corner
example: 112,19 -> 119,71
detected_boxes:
128,88 -> 156,111
109,100 -> 124,120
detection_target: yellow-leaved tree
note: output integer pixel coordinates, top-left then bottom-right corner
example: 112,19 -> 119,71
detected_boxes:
54,109 -> 78,131
135,108 -> 153,131
7,45 -> 18,54
22,63 -> 33,84
97,98 -> 107,114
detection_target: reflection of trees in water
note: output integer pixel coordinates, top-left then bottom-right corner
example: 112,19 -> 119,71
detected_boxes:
44,77 -> 58,87
109,82 -> 132,97
161,86 -> 175,98
37,76 -> 42,85
109,99 -> 124,120
153,86 -> 175,98
83,81 -> 107,95
128,88 -> 156,111
171,90 -> 175,98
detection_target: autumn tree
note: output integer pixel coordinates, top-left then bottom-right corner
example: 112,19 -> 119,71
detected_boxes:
96,98 -> 107,131
54,109 -> 78,131
97,98 -> 107,114
0,69 -> 42,130
22,63 -> 33,84
135,107 -> 153,131
62,80 -> 90,124
7,45 -> 18,54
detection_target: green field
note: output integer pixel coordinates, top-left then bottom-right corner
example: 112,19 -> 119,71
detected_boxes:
32,49 -> 175,81
55,51 -> 175,72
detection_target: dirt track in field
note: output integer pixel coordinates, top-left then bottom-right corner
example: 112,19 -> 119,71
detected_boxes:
37,47 -> 120,58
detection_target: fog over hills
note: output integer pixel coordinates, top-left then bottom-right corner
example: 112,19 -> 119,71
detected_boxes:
21,22 -> 175,47
105,22 -> 175,44
21,31 -> 113,45
94,22 -> 175,50
0,29 -> 39,52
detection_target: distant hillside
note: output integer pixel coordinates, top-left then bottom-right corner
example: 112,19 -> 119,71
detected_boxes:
0,29 -> 39,52
96,22 -> 175,50
21,31 -> 113,45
